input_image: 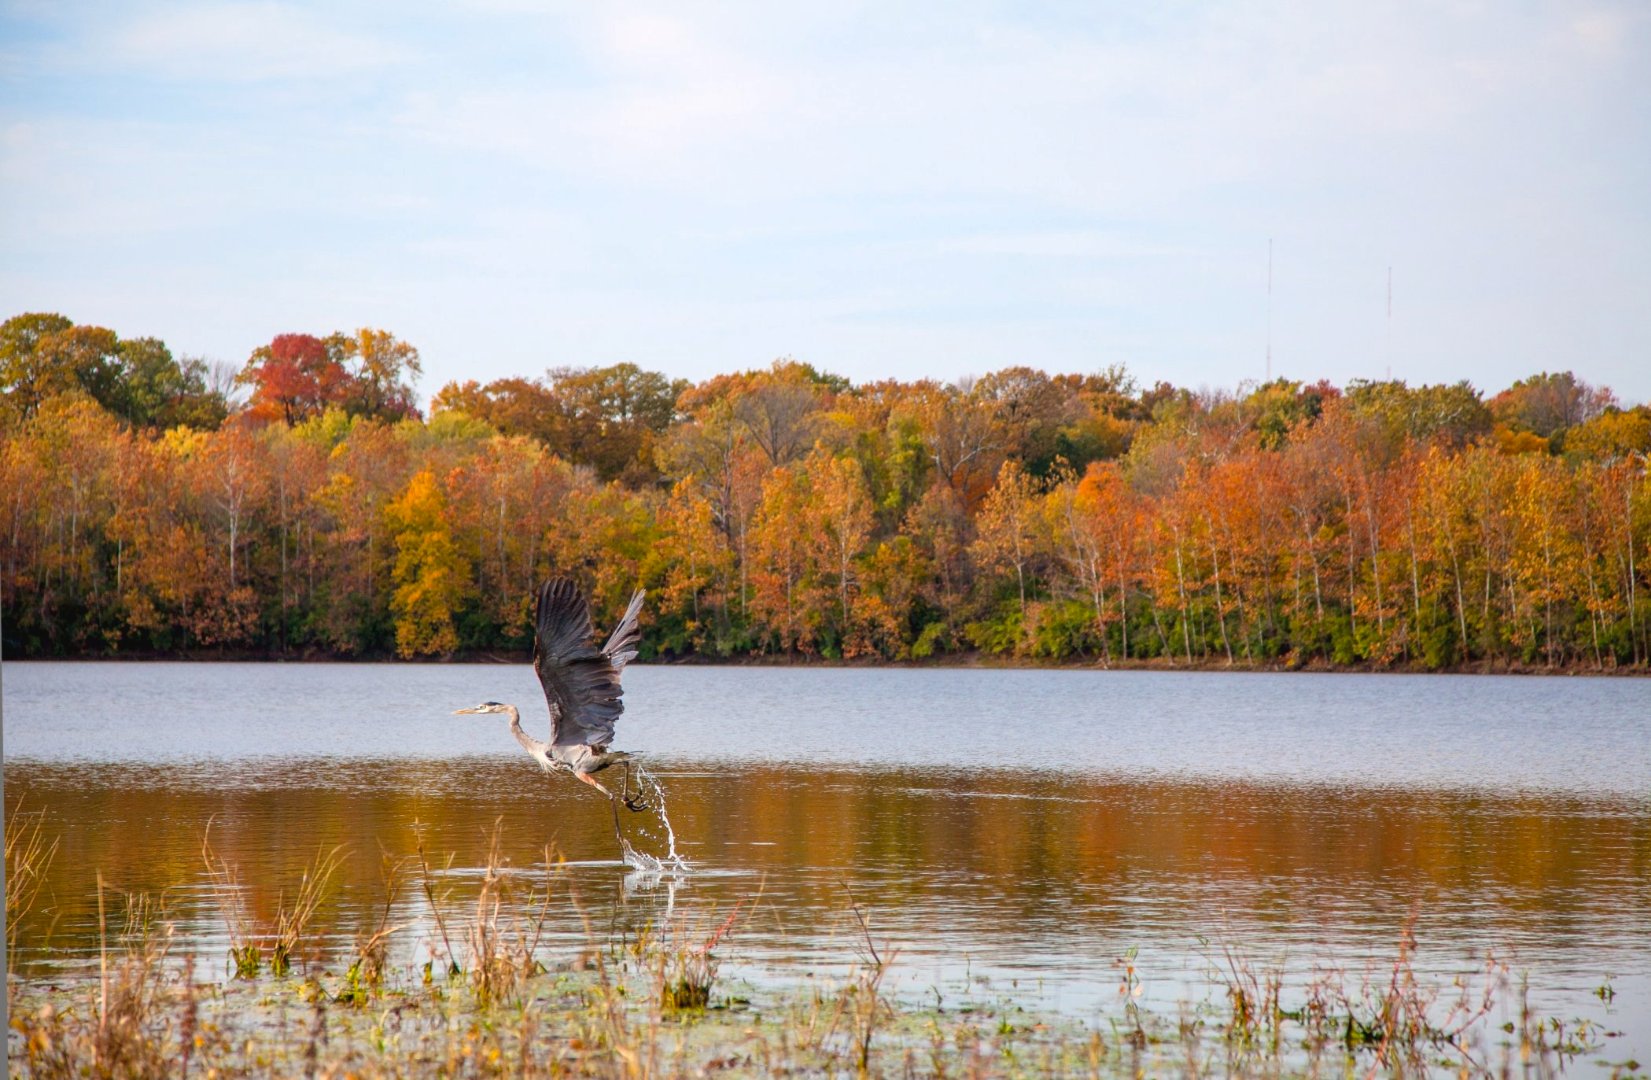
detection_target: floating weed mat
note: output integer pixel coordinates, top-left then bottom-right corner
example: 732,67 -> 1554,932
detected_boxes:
11,958 -> 1634,1079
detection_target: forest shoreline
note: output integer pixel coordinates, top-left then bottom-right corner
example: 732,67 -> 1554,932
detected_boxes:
6,647 -> 1645,675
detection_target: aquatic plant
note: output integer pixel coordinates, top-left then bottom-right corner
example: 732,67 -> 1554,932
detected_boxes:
656,901 -> 743,1012
412,819 -> 463,981
464,820 -> 554,1007
4,800 -> 59,957
198,818 -> 260,978
200,820 -> 345,980
271,843 -> 346,977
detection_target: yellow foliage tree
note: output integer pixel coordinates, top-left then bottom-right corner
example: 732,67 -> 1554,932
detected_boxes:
385,469 -> 472,658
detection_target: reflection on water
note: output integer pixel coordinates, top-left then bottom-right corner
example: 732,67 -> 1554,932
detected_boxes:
8,760 -> 1650,1044
4,662 -> 1649,1064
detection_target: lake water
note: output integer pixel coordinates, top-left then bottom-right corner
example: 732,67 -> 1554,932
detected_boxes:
5,662 -> 1649,1069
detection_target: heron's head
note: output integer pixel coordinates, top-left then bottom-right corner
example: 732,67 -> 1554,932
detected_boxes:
454,701 -> 512,716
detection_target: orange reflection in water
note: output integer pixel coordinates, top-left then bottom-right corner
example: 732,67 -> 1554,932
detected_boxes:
9,757 -> 1646,979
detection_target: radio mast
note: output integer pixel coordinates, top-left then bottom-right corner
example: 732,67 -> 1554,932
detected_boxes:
1385,266 -> 1392,380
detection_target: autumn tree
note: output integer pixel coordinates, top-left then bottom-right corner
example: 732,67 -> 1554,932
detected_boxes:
655,479 -> 736,654
1491,371 -> 1615,439
1242,378 -> 1338,450
970,459 -> 1047,648
1563,407 -> 1651,461
732,361 -> 831,467
385,469 -> 473,658
239,334 -> 351,425
546,362 -> 686,484
974,366 -> 1085,477
5,312 -> 1650,671
1343,379 -> 1492,449
311,419 -> 414,652
1046,469 -> 1113,662
749,463 -> 820,653
447,436 -> 578,642
0,313 -> 76,423
110,337 -> 228,429
431,378 -> 561,443
335,328 -> 423,421
0,315 -> 215,429
809,452 -> 874,647
660,397 -> 766,619
106,428 -> 217,647
914,379 -> 1005,509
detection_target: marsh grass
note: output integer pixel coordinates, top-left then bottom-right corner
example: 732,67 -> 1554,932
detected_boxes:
8,830 -> 1635,1079
836,877 -> 896,1074
198,817 -> 261,978
412,819 -> 462,981
462,821 -> 562,1008
271,843 -> 346,978
335,850 -> 411,1005
5,800 -> 60,956
200,819 -> 344,979
653,900 -> 744,1013
13,881 -> 212,1080
1203,919 -> 1514,1078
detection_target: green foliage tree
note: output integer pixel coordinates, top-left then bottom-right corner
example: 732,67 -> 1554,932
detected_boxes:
1342,379 -> 1492,449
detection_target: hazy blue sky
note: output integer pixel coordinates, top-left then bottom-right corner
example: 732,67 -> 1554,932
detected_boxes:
3,2 -> 1648,404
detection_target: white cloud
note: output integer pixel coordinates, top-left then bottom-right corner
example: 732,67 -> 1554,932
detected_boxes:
4,1 -> 1649,400
111,2 -> 410,81
394,9 -> 786,185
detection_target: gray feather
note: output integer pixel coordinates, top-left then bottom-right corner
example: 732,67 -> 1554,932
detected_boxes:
531,578 -> 645,750
602,589 -> 646,674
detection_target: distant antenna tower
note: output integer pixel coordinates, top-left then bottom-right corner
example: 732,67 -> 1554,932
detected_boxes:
1385,266 -> 1392,381
1265,239 -> 1273,382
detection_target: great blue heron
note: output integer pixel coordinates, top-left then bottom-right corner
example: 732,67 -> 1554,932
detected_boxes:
456,578 -> 648,815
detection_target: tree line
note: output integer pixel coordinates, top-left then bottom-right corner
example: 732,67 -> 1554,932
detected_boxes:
3,311 -> 1648,669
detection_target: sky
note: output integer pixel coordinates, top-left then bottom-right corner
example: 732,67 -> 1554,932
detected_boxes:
2,2 -> 1648,406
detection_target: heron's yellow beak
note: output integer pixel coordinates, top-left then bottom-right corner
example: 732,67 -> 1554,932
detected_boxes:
453,706 -> 480,715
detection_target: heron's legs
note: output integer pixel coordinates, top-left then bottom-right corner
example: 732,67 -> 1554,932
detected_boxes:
576,771 -> 628,851
574,770 -> 617,799
620,761 -> 646,813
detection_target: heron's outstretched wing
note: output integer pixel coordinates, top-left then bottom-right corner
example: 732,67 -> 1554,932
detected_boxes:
532,578 -> 624,749
601,589 -> 646,675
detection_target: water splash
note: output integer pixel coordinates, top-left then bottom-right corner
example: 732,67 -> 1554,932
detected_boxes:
619,763 -> 690,873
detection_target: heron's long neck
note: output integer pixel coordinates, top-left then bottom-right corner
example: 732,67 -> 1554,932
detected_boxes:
505,705 -> 554,768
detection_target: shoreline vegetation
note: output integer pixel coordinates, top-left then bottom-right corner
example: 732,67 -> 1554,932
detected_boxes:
5,313 -> 1650,673
6,816 -> 1637,1079
8,648 -> 1648,676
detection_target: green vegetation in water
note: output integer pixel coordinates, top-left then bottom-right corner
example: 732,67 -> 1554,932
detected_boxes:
6,814 -> 1640,1078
